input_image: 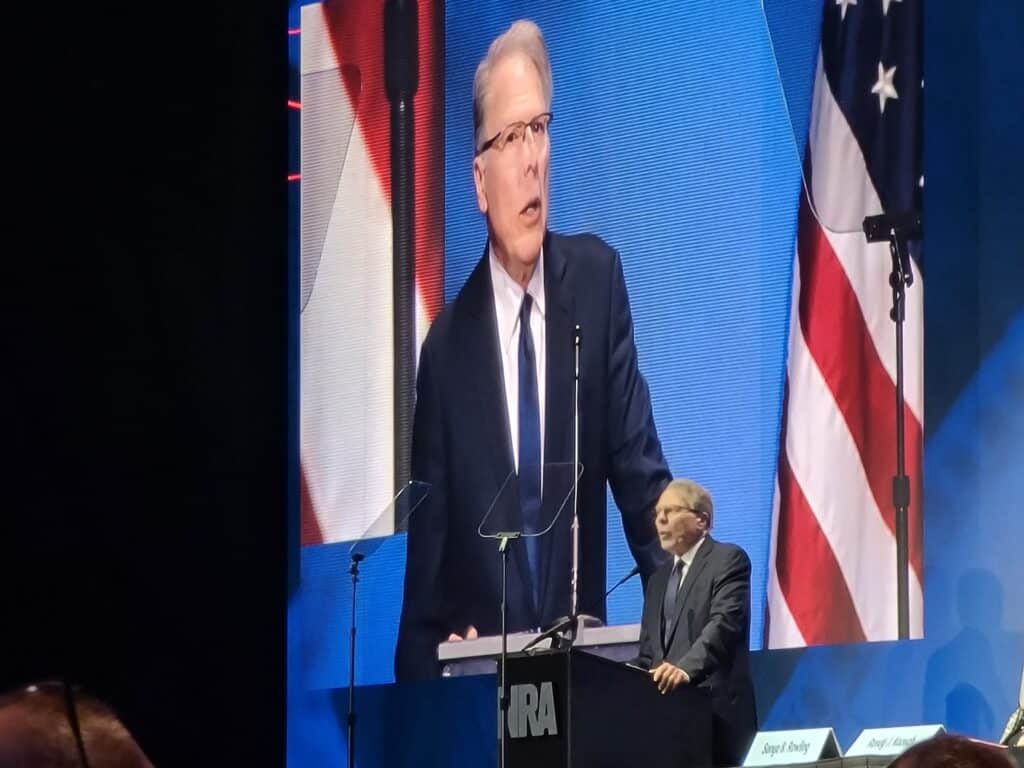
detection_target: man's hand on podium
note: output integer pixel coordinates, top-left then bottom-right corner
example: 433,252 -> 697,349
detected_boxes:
650,661 -> 690,694
446,625 -> 479,642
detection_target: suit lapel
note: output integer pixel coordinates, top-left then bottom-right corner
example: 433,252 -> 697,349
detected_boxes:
461,245 -> 515,485
542,230 -> 574,468
664,537 -> 714,652
538,232 -> 575,619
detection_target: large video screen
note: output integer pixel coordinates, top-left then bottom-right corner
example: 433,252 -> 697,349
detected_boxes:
289,0 -> 925,732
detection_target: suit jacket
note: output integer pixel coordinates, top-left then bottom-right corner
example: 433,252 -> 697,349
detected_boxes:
395,231 -> 671,681
636,536 -> 758,767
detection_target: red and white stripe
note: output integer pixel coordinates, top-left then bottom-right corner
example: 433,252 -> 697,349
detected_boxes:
766,53 -> 924,647
298,1 -> 444,546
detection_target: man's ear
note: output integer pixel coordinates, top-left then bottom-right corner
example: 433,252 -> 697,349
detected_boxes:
473,156 -> 488,214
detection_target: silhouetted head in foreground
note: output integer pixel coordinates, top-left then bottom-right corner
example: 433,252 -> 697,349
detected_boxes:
889,734 -> 1013,768
0,681 -> 153,768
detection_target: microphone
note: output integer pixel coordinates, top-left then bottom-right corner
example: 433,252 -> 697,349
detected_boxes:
522,565 -> 639,656
862,211 -> 922,243
605,565 -> 640,599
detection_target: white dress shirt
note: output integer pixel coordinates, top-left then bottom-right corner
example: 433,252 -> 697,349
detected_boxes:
670,535 -> 707,594
489,246 -> 546,473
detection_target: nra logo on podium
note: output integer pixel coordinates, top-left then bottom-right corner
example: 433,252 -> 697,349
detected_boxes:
507,682 -> 558,739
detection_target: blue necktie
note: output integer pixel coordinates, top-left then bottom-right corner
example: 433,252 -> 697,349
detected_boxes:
518,293 -> 542,610
662,559 -> 685,647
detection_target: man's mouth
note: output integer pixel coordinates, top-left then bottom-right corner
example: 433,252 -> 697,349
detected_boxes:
520,197 -> 541,218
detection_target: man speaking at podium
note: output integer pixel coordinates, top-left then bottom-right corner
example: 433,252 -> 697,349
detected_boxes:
635,479 -> 757,767
395,20 -> 671,681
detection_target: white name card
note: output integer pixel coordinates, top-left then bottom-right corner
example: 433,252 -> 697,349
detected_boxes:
846,724 -> 945,756
743,728 -> 841,766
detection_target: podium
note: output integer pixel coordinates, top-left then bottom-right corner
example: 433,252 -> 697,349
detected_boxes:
440,623 -> 640,676
502,647 -> 712,768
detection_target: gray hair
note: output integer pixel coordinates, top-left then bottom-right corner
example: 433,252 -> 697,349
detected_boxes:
472,20 -> 553,149
665,478 -> 714,529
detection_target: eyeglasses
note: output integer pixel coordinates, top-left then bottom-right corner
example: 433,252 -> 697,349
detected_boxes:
476,112 -> 553,156
652,505 -> 702,520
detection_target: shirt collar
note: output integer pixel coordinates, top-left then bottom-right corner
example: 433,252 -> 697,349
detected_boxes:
488,243 -> 546,325
674,535 -> 707,569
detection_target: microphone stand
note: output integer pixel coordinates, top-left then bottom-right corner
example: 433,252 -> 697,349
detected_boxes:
347,552 -> 364,768
495,533 -> 517,768
385,0 -> 417,492
521,566 -> 636,657
522,325 -> 587,656
568,325 -> 582,635
563,324 -> 582,768
604,566 -> 640,599
863,211 -> 921,640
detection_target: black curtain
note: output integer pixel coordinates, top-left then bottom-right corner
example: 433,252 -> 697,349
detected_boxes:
6,2 -> 289,764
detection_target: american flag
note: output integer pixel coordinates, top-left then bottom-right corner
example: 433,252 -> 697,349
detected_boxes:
297,0 -> 445,546
766,0 -> 924,646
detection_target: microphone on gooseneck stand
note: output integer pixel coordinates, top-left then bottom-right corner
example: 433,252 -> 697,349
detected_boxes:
605,564 -> 641,599
522,563 -> 642,655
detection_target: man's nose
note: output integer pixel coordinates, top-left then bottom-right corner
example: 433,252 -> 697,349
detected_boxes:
522,130 -> 541,170
522,150 -> 538,176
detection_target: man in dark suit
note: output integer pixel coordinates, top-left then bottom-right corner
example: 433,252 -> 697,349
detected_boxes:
395,20 -> 671,681
636,479 -> 757,767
